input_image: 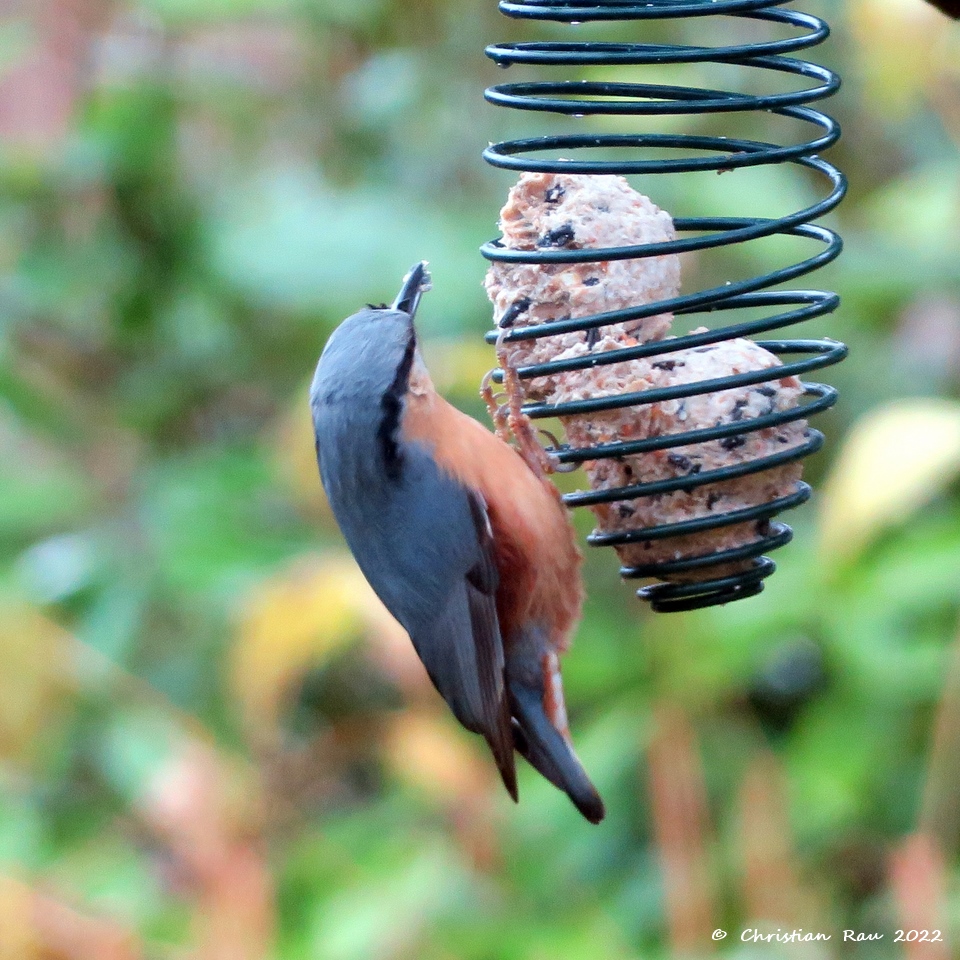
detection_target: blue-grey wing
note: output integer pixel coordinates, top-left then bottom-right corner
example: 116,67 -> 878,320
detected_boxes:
312,389 -> 515,796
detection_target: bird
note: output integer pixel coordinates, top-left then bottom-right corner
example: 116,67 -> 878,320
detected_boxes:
310,261 -> 605,823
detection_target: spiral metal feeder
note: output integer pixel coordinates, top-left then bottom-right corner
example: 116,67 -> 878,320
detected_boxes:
480,0 -> 847,613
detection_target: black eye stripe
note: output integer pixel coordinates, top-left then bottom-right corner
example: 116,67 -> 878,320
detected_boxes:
377,327 -> 417,482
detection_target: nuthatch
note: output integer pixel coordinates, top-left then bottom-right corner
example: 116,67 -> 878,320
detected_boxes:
310,262 -> 605,823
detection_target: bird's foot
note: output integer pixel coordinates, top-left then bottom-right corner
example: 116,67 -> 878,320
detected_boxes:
494,351 -> 555,479
536,429 -> 578,474
480,369 -> 512,444
514,420 -> 556,479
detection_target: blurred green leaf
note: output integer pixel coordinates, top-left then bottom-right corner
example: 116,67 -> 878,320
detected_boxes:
0,0 -> 958,956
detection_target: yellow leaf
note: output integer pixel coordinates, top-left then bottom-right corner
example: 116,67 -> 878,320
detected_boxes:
231,553 -> 379,734
819,399 -> 960,563
384,711 -> 493,802
0,607 -> 74,764
0,876 -> 38,959
847,0 -> 946,118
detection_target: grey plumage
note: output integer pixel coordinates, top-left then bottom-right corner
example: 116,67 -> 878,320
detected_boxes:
309,264 -> 605,822
310,304 -> 516,798
506,624 -> 605,824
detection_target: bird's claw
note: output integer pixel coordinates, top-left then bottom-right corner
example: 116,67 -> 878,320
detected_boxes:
481,369 -> 512,443
488,332 -> 575,479
538,430 -> 578,474
494,354 -> 553,479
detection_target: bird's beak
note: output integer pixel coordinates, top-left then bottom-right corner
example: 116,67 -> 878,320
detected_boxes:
392,261 -> 432,319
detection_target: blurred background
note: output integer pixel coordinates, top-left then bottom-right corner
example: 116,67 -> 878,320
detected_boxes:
1,0 -> 960,957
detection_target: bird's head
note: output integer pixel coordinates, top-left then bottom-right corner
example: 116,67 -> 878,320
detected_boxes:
310,262 -> 433,411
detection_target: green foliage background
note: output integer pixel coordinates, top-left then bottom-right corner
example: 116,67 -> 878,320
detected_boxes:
2,0 -> 960,957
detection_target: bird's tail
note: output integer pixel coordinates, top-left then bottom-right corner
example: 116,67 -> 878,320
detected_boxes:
507,643 -> 605,824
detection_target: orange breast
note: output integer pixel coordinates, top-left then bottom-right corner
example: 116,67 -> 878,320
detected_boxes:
402,386 -> 583,651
